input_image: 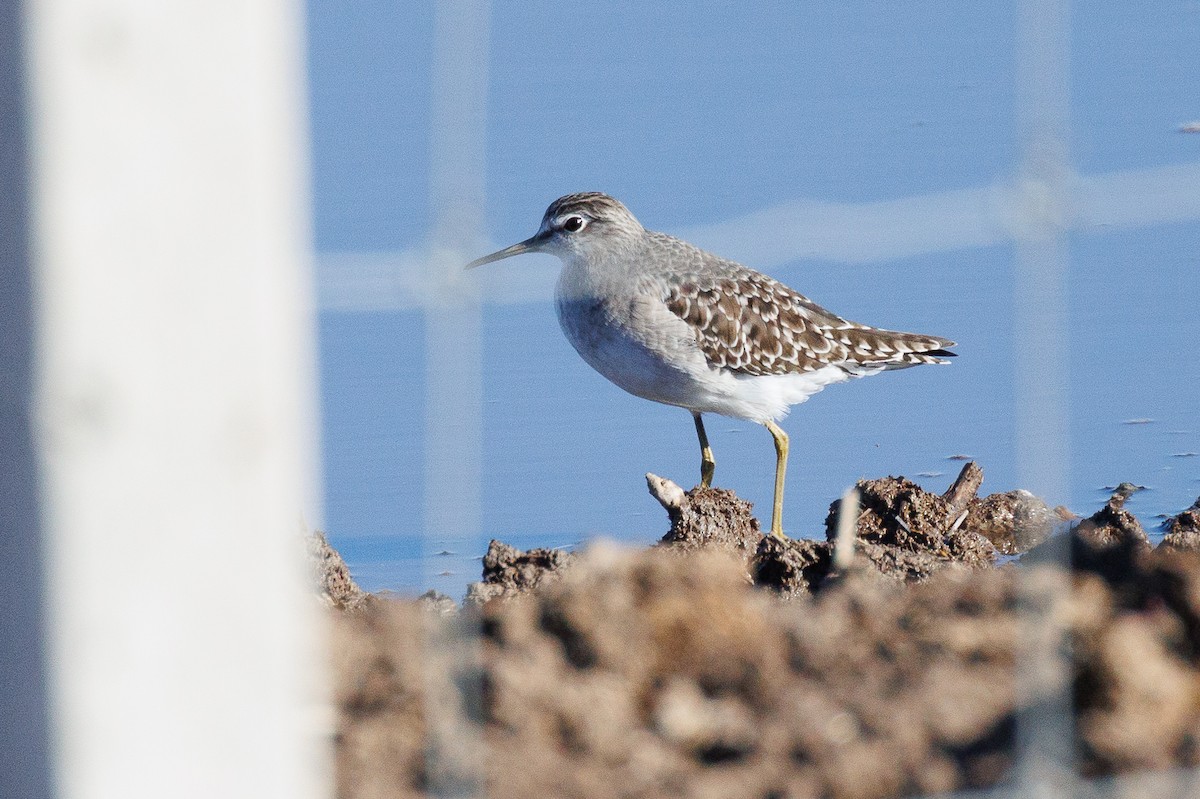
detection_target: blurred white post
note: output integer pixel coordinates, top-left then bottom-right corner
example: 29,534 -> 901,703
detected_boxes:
25,1 -> 327,797
1013,0 -> 1074,794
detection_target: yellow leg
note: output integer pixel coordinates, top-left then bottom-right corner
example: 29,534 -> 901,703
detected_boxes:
692,412 -> 716,488
764,420 -> 789,539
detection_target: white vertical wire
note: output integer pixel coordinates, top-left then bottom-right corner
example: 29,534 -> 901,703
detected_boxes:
424,0 -> 490,796
1013,0 -> 1075,794
424,0 -> 489,551
1014,0 -> 1072,501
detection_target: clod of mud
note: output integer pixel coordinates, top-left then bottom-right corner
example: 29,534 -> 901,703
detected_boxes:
465,539 -> 574,605
965,490 -> 1056,555
1161,497 -> 1200,552
824,472 -> 997,580
648,473 -> 762,562
1072,486 -> 1151,551
308,531 -> 369,612
942,460 -> 984,516
649,465 -> 1006,593
1021,487 -> 1157,590
417,589 -> 459,617
752,535 -> 834,596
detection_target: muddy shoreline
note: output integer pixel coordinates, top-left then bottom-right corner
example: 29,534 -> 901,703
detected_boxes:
317,463 -> 1200,799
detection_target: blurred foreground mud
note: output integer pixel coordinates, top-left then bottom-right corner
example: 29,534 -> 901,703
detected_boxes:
320,463 -> 1200,799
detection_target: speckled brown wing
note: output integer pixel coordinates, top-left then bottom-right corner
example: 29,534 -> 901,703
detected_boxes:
660,267 -> 955,377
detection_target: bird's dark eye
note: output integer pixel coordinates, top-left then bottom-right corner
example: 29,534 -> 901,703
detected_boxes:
562,216 -> 586,233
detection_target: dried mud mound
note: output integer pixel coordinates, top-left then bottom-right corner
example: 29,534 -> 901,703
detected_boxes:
823,472 -> 996,580
334,549 -> 1023,799
1072,484 -> 1151,551
1163,498 -> 1200,551
308,531 -> 369,612
476,550 -> 1021,799
648,473 -> 762,562
322,471 -> 1200,799
463,539 -> 574,605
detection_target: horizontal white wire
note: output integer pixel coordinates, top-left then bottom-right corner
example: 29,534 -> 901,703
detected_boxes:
316,160 -> 1200,312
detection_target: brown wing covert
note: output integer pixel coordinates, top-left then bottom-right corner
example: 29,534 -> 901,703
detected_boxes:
660,268 -> 954,376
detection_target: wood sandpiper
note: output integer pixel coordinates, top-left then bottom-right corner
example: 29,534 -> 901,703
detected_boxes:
467,192 -> 956,539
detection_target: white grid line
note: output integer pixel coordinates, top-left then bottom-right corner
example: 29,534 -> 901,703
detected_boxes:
316,160 -> 1200,313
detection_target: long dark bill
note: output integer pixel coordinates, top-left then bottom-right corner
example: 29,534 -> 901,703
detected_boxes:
464,233 -> 547,269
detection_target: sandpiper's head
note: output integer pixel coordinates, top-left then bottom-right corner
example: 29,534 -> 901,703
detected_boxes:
465,192 -> 644,269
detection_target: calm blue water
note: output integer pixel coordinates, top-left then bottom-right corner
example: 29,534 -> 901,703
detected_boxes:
309,1 -> 1200,597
